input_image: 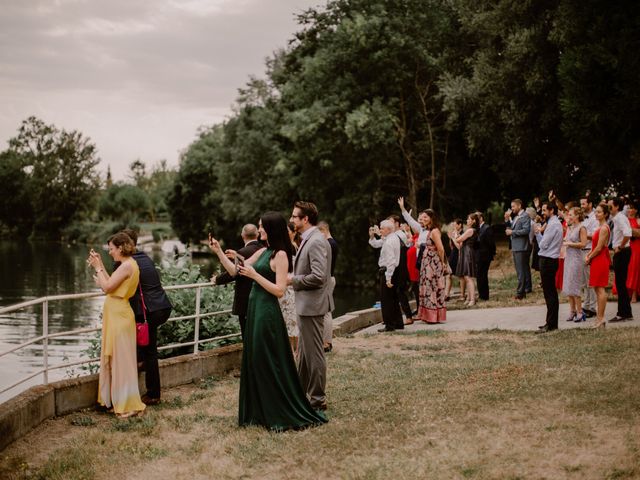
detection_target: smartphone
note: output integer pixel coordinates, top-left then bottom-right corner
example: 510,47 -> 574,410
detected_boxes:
234,253 -> 245,270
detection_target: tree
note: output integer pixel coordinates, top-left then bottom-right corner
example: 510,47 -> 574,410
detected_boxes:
0,150 -> 33,234
7,116 -> 101,236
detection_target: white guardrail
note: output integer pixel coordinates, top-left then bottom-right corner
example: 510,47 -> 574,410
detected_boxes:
0,282 -> 238,398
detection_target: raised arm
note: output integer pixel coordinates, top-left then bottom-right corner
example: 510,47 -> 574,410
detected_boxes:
398,197 -> 421,233
89,254 -> 132,294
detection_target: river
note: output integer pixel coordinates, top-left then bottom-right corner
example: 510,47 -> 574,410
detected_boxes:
0,240 -> 375,402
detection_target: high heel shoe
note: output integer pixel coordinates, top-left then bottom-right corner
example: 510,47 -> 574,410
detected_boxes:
591,319 -> 606,329
573,312 -> 586,323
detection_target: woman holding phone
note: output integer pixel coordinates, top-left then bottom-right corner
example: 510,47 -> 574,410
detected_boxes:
209,212 -> 326,431
87,233 -> 146,418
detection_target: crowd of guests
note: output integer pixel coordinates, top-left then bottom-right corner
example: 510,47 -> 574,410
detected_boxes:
368,197 -> 496,332
369,192 -> 639,333
505,192 -> 639,332
87,202 -> 337,432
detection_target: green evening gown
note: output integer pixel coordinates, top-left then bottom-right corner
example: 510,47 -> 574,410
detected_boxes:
239,249 -> 327,431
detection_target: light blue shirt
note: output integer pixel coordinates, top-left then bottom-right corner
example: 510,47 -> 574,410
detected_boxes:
536,215 -> 563,259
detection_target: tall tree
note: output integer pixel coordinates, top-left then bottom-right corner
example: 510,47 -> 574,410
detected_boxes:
7,116 -> 101,236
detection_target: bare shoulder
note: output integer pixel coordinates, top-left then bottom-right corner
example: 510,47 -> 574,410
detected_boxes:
274,250 -> 288,259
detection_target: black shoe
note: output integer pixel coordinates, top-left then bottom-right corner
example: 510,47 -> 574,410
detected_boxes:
538,324 -> 547,330
378,327 -> 395,332
583,309 -> 596,318
141,394 -> 161,406
535,326 -> 548,334
608,316 -> 625,323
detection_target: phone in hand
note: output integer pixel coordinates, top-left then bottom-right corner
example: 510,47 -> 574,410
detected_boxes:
234,253 -> 245,271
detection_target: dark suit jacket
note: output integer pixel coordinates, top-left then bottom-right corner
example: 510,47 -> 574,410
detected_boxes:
475,223 -> 496,263
129,251 -> 172,316
215,240 -> 262,317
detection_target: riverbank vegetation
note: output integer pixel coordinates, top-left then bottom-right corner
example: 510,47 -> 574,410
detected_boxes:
3,327 -> 639,479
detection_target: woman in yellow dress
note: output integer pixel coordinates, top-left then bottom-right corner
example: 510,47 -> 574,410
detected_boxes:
88,232 -> 146,418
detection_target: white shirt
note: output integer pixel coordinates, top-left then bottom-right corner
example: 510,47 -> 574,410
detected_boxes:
369,230 -> 409,249
581,210 -> 598,249
402,210 -> 428,246
611,211 -> 632,249
535,215 -> 563,259
378,233 -> 401,282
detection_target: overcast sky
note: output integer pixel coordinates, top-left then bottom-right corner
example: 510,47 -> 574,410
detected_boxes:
0,0 -> 320,180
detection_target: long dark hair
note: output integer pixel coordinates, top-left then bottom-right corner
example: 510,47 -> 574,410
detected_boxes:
261,211 -> 294,272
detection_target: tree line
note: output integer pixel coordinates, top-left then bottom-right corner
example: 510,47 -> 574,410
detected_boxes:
0,116 -> 175,241
168,0 -> 640,283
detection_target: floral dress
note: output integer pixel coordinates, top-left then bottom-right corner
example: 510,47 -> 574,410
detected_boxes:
278,286 -> 298,337
417,230 -> 447,324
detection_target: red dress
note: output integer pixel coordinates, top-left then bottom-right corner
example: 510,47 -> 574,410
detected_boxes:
407,234 -> 420,283
626,217 -> 640,295
589,224 -> 611,287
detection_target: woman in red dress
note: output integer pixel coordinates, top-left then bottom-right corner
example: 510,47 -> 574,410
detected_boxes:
625,199 -> 640,302
585,203 -> 611,328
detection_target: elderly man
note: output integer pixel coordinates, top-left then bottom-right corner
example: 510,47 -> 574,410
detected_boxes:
212,223 -> 263,337
376,219 -> 404,332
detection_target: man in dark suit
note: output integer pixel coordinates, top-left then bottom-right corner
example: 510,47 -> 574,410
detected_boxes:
121,229 -> 173,406
474,212 -> 496,301
212,224 -> 262,337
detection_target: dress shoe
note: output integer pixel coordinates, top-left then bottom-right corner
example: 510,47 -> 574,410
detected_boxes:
141,394 -> 161,406
608,316 -> 627,323
538,324 -> 547,329
378,327 -> 395,332
583,309 -> 596,318
535,326 -> 549,334
592,319 -> 606,329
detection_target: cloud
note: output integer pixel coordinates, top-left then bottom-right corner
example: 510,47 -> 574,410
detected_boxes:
0,0 -> 321,179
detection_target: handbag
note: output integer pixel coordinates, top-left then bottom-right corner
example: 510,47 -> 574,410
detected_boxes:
136,285 -> 150,347
443,261 -> 453,277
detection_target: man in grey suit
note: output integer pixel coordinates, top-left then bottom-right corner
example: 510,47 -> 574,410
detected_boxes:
504,198 -> 531,299
288,201 -> 334,411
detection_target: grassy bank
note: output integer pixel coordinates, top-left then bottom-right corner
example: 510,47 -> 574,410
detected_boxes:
2,328 -> 639,479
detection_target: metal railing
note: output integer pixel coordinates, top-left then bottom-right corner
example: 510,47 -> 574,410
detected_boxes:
0,282 -> 239,399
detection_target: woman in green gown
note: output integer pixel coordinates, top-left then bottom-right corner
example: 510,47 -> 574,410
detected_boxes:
209,212 -> 327,431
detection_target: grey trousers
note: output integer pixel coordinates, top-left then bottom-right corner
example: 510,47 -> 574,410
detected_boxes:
513,251 -> 531,296
297,314 -> 326,408
323,277 -> 336,345
582,262 -> 597,311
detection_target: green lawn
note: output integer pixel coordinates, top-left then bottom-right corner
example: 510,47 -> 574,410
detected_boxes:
2,327 -> 640,479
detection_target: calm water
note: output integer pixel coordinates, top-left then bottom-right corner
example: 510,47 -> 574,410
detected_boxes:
0,241 -> 374,402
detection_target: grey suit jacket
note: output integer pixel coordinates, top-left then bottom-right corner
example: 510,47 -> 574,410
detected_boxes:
506,212 -> 531,252
292,227 -> 334,316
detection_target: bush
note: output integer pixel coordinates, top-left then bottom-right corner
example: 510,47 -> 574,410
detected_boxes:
158,255 -> 238,357
78,255 -> 238,370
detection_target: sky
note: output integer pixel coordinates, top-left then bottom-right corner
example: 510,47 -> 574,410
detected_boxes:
0,0 -> 321,180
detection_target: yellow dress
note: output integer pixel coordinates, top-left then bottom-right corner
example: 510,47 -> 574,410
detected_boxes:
97,258 -> 146,415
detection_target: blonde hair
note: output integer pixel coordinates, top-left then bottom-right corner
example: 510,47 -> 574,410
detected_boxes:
571,206 -> 585,222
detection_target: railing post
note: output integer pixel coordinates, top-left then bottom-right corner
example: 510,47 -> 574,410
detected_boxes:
193,287 -> 201,355
42,300 -> 49,384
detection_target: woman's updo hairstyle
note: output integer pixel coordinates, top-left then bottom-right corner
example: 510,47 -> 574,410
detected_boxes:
108,232 -> 136,256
